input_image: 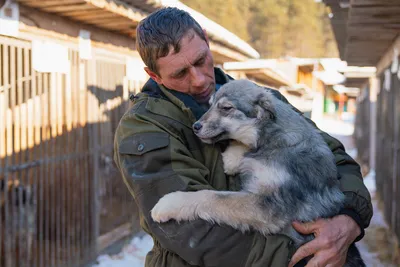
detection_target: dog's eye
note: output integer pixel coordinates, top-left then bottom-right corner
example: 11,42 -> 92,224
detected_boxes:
217,102 -> 234,112
221,106 -> 233,111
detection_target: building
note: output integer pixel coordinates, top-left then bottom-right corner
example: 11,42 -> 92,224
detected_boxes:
322,0 -> 400,254
222,59 -> 316,117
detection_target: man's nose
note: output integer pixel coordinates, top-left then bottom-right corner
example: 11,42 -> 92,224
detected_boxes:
192,122 -> 202,132
190,68 -> 206,87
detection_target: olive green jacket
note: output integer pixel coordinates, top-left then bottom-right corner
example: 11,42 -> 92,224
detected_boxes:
113,68 -> 372,267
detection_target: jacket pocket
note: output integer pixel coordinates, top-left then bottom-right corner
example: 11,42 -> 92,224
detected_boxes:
119,132 -> 169,156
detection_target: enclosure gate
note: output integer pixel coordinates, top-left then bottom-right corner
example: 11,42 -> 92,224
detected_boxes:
0,35 -> 143,267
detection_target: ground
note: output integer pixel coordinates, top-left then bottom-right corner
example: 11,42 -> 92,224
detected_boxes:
91,115 -> 398,267
316,116 -> 399,267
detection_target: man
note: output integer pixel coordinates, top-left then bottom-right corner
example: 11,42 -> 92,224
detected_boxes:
114,7 -> 372,267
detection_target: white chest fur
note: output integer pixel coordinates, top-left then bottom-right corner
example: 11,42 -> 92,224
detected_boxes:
221,141 -> 249,175
222,142 -> 290,194
239,158 -> 290,194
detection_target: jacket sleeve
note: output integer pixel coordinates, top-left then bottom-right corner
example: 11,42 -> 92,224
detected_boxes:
270,89 -> 373,236
113,111 -> 294,267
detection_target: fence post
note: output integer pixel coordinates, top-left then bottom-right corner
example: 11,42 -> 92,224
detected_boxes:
87,59 -> 100,258
369,76 -> 379,170
391,66 -> 399,236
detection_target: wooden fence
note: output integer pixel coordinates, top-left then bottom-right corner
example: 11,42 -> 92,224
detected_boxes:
355,58 -> 400,242
375,62 -> 400,241
0,35 -> 144,267
354,84 -> 370,168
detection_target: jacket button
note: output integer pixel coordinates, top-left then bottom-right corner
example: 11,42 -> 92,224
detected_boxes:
137,144 -> 144,152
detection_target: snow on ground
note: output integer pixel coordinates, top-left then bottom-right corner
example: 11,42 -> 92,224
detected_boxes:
92,234 -> 153,267
314,115 -> 355,136
355,169 -> 399,267
313,116 -> 397,266
313,116 -> 397,267
355,169 -> 392,267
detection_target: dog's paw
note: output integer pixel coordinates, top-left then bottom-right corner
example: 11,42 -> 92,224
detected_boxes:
221,142 -> 247,175
223,162 -> 239,175
151,191 -> 196,223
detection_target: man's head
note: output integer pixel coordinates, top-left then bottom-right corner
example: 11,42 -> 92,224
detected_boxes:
136,7 -> 215,103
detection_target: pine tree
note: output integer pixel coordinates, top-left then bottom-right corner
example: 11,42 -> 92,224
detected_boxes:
180,0 -> 338,58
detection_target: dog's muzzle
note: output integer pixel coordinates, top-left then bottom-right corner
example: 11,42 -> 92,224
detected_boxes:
192,122 -> 202,133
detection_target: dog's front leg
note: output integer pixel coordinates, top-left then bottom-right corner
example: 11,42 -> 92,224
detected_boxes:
151,190 -> 283,235
151,190 -> 208,223
222,141 -> 249,175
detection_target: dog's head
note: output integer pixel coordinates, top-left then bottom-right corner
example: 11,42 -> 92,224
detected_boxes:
192,79 -> 276,148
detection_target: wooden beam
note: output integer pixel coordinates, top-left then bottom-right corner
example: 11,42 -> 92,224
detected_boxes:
19,0 -> 85,7
209,41 -> 249,63
98,21 -> 133,29
376,35 -> 400,75
88,17 -> 130,25
59,8 -> 112,17
41,4 -> 96,13
323,0 -> 341,4
119,28 -> 136,34
349,6 -> 400,25
97,223 -> 132,252
347,24 -> 400,34
71,11 -> 119,20
351,0 -> 400,6
85,0 -> 147,22
346,39 -> 391,47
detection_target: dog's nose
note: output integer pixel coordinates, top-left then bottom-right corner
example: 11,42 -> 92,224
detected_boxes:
193,122 -> 202,132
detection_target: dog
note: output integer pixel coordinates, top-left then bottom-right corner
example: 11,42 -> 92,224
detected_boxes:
151,79 -> 365,266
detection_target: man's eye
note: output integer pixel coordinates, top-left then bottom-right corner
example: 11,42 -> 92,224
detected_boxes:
195,58 -> 205,66
174,70 -> 186,78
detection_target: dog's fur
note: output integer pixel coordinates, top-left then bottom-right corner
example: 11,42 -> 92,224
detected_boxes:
151,79 -> 365,266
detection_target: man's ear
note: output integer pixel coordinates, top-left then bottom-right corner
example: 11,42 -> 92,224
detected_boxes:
144,67 -> 163,84
256,93 -> 276,121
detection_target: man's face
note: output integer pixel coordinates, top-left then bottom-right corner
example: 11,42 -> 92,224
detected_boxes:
145,30 -> 216,104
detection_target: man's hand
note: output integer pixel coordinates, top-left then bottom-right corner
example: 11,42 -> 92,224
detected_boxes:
288,215 -> 361,267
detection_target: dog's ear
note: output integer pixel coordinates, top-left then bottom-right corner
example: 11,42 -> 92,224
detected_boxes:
256,92 -> 276,120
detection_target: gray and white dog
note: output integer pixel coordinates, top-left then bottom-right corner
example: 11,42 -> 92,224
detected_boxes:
151,79 -> 365,266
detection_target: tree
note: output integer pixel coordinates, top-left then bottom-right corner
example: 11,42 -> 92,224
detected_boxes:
181,0 -> 338,58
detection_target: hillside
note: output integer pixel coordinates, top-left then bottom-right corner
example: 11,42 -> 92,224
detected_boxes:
181,0 -> 338,58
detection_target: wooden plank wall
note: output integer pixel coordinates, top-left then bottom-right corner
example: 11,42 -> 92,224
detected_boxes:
354,85 -> 371,167
0,34 -> 145,267
375,58 -> 400,242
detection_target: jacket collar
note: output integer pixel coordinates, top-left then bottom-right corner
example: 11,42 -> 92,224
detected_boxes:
139,67 -> 233,121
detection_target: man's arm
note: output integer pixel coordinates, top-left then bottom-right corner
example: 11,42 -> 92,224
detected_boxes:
114,111 -> 294,267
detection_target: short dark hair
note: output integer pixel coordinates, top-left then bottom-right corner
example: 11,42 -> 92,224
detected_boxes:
136,7 -> 207,75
